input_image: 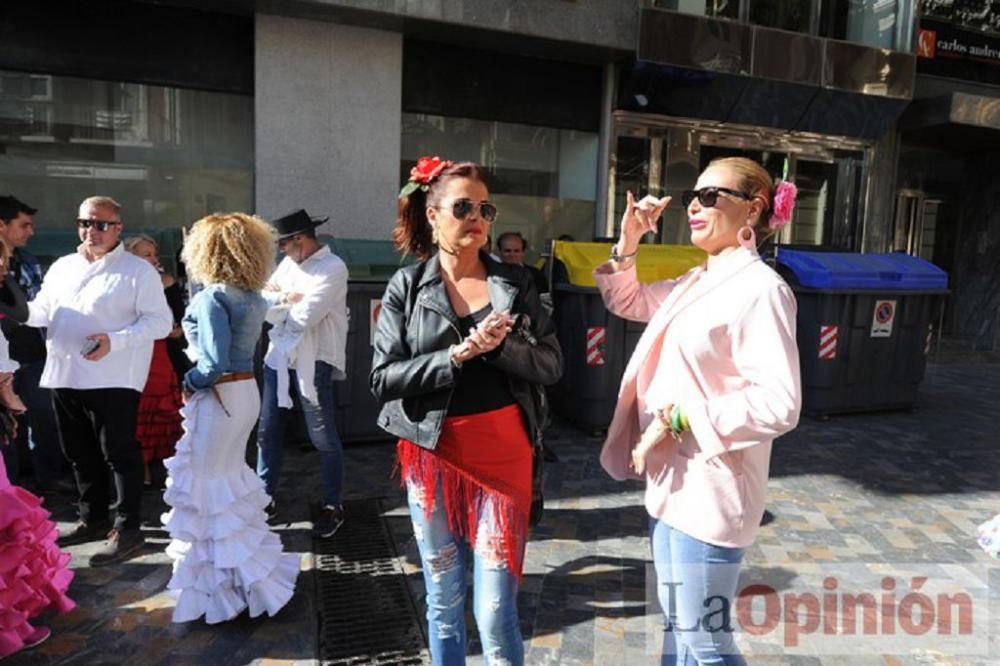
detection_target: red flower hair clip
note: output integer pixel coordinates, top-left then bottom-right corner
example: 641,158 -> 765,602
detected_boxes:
399,156 -> 453,198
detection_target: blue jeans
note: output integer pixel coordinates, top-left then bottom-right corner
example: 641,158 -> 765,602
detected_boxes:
408,480 -> 523,666
3,360 -> 65,487
257,361 -> 344,507
650,518 -> 747,666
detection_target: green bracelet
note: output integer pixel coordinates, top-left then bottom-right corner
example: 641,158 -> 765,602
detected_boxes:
670,405 -> 683,438
679,409 -> 690,432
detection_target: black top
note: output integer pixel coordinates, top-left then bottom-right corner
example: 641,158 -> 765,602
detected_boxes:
447,304 -> 517,417
164,282 -> 186,325
163,281 -> 193,380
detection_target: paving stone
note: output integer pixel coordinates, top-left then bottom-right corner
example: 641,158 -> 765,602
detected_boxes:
14,362 -> 999,664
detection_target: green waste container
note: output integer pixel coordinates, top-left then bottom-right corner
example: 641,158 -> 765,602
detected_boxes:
327,238 -> 412,443
775,249 -> 949,417
550,240 -> 704,433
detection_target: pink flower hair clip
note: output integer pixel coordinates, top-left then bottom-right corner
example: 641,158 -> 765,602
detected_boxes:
769,181 -> 797,230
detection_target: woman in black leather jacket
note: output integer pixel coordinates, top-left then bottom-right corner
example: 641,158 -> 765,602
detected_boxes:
370,158 -> 561,666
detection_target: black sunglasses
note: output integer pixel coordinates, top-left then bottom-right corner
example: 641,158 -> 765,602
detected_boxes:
681,187 -> 751,209
436,198 -> 498,224
77,219 -> 121,231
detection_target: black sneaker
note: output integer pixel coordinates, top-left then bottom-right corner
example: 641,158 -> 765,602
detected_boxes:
88,529 -> 145,567
265,499 -> 277,521
313,505 -> 345,538
58,519 -> 112,547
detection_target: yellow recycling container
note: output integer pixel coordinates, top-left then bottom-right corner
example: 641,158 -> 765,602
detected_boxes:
552,241 -> 705,287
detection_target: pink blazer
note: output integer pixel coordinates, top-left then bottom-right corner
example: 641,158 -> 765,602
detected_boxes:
594,247 -> 801,548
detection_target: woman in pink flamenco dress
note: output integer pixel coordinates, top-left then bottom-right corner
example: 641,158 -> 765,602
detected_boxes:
0,239 -> 75,658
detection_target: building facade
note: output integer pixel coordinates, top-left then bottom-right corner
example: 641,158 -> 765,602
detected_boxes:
1,1 -> 997,342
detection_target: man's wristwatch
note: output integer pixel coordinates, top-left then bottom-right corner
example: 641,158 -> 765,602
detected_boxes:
610,243 -> 638,263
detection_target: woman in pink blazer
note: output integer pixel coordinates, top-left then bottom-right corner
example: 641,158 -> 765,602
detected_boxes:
595,157 -> 802,664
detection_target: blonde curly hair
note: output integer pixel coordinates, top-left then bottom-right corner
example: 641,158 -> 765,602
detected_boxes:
182,213 -> 275,291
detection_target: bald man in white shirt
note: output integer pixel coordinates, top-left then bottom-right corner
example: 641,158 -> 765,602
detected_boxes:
27,196 -> 172,566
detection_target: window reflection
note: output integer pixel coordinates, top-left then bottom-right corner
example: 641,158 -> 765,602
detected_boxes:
0,71 -> 253,270
401,113 -> 598,265
646,0 -> 917,52
650,0 -> 741,19
750,0 -> 814,33
919,0 -> 1000,33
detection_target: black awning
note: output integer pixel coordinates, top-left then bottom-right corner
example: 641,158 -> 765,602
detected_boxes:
898,92 -> 1000,151
632,8 -> 916,140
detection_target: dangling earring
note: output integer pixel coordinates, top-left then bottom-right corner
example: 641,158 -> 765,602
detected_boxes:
738,224 -> 756,251
431,226 -> 439,245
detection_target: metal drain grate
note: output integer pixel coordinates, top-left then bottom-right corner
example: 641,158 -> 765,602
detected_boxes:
315,498 -> 429,666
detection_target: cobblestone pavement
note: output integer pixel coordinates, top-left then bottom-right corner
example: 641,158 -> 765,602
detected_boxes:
14,361 -> 1000,665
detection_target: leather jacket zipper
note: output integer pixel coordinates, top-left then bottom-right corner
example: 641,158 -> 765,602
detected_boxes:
416,295 -> 463,419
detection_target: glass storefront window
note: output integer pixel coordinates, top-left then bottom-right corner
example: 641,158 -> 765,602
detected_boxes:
750,0 -> 816,33
647,1 -> 918,51
650,0 -> 741,19
0,71 -> 253,271
919,0 -> 1000,34
821,0 -> 917,52
401,113 -> 599,265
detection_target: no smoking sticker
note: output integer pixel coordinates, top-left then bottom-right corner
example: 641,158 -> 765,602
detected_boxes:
870,299 -> 896,338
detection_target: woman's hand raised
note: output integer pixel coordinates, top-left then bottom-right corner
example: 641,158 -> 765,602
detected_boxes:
618,191 -> 671,256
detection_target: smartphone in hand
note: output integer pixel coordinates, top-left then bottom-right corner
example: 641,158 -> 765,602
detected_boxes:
81,338 -> 100,357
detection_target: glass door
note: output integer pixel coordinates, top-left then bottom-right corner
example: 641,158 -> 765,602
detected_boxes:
608,126 -> 668,240
606,112 -> 872,249
790,153 -> 865,250
894,190 -> 942,261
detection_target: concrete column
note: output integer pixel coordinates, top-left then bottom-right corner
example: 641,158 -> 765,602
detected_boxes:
255,14 -> 402,240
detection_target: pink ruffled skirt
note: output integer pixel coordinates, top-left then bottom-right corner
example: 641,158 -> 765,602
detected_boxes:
0,448 -> 75,658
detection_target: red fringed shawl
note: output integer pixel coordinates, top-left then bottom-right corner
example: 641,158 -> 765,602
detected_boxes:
396,403 -> 533,578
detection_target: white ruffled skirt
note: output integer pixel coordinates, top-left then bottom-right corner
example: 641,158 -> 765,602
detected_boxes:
162,380 -> 299,624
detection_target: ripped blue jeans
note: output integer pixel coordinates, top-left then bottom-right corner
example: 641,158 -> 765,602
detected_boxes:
407,479 -> 524,666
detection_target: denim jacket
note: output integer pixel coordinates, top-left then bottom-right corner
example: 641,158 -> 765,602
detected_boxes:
182,283 -> 267,392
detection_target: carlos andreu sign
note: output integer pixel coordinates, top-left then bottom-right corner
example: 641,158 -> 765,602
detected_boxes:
917,17 -> 1000,84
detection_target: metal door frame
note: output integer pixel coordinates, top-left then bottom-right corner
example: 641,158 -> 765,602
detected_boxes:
605,111 -> 874,240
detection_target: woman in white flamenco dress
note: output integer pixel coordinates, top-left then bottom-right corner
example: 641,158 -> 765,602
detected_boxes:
161,212 -> 299,624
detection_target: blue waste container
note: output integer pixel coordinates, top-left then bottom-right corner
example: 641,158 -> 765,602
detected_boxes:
775,249 -> 949,417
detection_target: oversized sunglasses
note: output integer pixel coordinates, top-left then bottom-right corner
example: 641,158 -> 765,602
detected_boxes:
435,198 -> 498,223
681,187 -> 751,209
77,219 -> 121,231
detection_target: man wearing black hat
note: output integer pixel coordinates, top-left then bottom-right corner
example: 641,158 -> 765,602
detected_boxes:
256,209 -> 349,538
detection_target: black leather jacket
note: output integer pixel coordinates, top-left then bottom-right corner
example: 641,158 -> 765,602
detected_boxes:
370,253 -> 562,450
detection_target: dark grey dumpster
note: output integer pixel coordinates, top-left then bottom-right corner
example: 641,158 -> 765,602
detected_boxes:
328,239 -> 411,443
550,284 -> 646,433
775,249 -> 949,417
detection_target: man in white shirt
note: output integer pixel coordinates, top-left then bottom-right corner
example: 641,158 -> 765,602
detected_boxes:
27,196 -> 172,566
256,209 -> 349,538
